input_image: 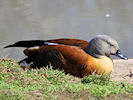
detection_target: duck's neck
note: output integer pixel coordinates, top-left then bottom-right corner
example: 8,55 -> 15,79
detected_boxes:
83,47 -> 107,59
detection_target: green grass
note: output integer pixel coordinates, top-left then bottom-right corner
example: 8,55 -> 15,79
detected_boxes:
0,58 -> 133,100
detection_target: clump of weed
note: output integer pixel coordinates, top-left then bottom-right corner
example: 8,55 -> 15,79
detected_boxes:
81,74 -> 110,85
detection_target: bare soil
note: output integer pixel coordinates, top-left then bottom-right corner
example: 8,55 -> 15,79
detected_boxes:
112,59 -> 133,84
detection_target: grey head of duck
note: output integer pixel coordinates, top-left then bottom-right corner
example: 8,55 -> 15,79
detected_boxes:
85,35 -> 128,60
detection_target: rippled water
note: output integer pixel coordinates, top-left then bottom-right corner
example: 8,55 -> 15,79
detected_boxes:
0,0 -> 133,61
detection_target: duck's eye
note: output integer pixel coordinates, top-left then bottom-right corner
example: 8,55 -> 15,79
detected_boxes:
110,44 -> 114,46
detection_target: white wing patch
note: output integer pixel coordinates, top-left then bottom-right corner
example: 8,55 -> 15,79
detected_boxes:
44,42 -> 58,45
28,46 -> 39,50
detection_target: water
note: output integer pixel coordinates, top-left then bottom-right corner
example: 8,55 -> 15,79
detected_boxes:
0,0 -> 133,61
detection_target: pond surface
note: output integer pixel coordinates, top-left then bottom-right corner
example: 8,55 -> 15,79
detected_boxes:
0,0 -> 133,61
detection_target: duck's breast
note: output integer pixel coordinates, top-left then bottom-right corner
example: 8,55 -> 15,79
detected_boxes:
86,55 -> 114,75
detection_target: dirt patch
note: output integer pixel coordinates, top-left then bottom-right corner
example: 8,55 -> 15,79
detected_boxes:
104,92 -> 133,100
112,59 -> 133,84
52,90 -> 94,100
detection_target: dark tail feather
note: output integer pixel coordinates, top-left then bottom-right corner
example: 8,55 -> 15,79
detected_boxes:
4,44 -> 17,48
4,40 -> 48,48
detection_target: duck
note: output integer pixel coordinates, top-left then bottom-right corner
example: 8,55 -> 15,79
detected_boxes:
4,35 -> 128,77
